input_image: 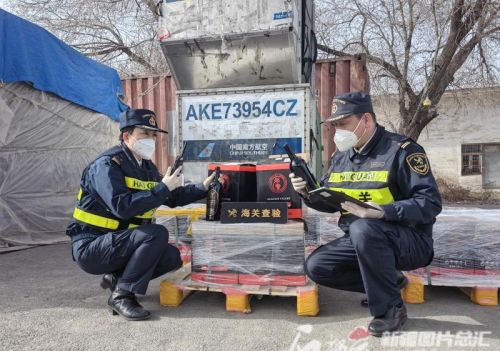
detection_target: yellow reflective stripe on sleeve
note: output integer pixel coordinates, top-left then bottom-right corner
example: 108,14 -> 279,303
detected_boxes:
328,171 -> 389,183
134,209 -> 155,219
77,188 -> 83,200
73,208 -> 119,230
124,177 -> 158,191
329,187 -> 395,206
128,223 -> 139,228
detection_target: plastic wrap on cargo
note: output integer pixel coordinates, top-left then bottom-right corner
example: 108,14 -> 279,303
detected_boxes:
415,207 -> 500,287
191,220 -> 306,286
302,208 -> 344,247
154,205 -> 206,263
155,216 -> 192,244
304,206 -> 500,287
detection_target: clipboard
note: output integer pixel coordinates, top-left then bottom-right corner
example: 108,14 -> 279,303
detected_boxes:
307,187 -> 378,213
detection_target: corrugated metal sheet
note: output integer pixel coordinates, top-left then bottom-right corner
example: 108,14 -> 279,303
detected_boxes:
314,55 -> 370,169
121,76 -> 176,175
121,55 -> 369,173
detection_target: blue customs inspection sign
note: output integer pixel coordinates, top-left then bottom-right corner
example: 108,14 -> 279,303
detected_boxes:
220,202 -> 288,224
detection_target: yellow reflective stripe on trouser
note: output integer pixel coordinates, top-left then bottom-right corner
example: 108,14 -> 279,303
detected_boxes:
124,177 -> 158,191
135,209 -> 155,219
73,207 -> 119,230
329,171 -> 389,183
329,187 -> 395,206
77,188 -> 83,200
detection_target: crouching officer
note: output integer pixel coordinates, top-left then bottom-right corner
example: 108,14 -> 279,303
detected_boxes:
66,108 -> 216,321
290,92 -> 442,336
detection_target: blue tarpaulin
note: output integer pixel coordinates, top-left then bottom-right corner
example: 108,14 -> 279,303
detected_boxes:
0,9 -> 128,120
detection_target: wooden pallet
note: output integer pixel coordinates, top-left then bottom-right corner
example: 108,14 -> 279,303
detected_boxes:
402,273 -> 499,306
159,265 -> 319,316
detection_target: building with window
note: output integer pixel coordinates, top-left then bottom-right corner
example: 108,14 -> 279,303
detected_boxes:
374,87 -> 500,194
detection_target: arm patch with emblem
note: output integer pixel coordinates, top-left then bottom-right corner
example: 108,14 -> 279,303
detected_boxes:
406,152 -> 430,175
111,156 -> 122,166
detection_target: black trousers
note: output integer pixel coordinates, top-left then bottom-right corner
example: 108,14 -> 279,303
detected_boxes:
72,224 -> 182,295
305,218 -> 433,317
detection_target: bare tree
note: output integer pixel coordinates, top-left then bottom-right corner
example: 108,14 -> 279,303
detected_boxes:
316,0 -> 500,140
8,0 -> 500,138
8,0 -> 165,75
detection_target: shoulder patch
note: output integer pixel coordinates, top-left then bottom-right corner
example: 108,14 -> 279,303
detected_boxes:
111,156 -> 122,166
406,153 -> 430,175
401,141 -> 411,149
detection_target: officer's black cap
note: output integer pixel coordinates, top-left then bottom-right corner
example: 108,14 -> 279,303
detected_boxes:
324,92 -> 374,123
119,109 -> 168,133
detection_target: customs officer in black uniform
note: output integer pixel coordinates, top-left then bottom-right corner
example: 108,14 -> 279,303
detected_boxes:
290,92 -> 442,336
67,109 -> 215,321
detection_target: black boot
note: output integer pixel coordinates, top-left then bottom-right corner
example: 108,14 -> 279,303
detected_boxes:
100,273 -> 118,292
108,289 -> 151,321
360,271 -> 409,307
368,303 -> 407,337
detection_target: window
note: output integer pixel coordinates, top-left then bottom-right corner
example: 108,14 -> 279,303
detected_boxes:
461,144 -> 482,175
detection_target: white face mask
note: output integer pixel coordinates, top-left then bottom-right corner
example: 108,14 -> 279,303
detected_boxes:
333,117 -> 366,152
131,137 -> 156,160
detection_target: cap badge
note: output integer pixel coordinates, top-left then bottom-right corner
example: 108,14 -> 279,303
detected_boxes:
331,103 -> 338,114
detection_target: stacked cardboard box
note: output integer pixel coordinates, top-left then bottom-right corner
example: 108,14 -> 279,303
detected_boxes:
256,163 -> 303,219
302,207 -> 500,287
302,208 -> 344,257
208,162 -> 303,219
155,206 -> 206,264
423,207 -> 500,287
207,163 -> 257,202
191,220 -> 306,286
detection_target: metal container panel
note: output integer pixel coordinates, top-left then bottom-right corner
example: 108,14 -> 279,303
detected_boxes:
159,0 -> 299,41
314,56 -> 370,171
160,30 -> 302,90
121,76 -> 177,175
159,0 -> 315,90
175,84 -> 317,183
121,56 -> 368,176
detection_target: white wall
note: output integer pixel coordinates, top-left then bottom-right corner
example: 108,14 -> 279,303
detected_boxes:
374,88 -> 500,192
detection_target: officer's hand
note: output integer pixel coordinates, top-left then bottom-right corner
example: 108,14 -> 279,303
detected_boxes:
162,166 -> 182,191
289,173 -> 308,197
340,201 -> 385,219
202,171 -> 216,191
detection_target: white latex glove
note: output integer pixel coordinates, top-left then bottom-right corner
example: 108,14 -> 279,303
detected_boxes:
202,171 -> 217,191
289,172 -> 308,197
162,166 -> 182,192
340,201 -> 385,219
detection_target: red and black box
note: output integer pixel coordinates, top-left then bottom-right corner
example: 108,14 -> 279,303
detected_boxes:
256,163 -> 302,219
208,163 -> 256,202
